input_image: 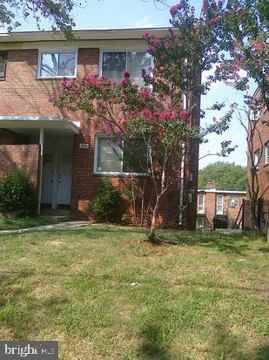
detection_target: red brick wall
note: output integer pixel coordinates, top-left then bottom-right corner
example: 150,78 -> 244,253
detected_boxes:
0,144 -> 40,187
0,46 -> 191,227
250,110 -> 269,200
0,48 -> 98,118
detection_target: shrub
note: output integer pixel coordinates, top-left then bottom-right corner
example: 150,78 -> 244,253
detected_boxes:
90,180 -> 123,223
0,170 -> 37,215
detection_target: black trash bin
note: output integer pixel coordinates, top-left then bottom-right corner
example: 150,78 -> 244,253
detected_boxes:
214,215 -> 228,229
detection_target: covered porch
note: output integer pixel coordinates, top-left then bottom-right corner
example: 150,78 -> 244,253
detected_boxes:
0,116 -> 80,214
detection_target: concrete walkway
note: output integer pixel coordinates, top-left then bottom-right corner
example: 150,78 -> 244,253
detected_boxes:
0,221 -> 90,235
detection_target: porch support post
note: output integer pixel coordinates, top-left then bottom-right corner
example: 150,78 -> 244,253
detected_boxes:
38,128 -> 44,215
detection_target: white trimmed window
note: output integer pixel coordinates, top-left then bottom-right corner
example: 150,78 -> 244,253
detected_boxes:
264,142 -> 269,165
101,50 -> 153,86
38,50 -> 77,78
216,194 -> 224,215
94,136 -> 148,175
197,193 -> 205,214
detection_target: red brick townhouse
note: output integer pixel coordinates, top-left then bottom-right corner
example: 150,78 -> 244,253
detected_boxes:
197,183 -> 246,229
0,28 -> 200,229
248,103 -> 269,201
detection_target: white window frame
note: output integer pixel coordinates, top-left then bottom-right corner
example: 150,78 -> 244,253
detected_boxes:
264,142 -> 269,165
37,49 -> 78,79
216,194 -> 224,215
94,134 -> 148,177
99,49 -> 154,84
197,193 -> 205,214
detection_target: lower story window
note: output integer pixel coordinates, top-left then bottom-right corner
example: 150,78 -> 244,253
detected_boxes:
94,135 -> 148,175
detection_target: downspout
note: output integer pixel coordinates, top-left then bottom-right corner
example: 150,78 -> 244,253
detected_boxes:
38,128 -> 44,215
178,143 -> 185,226
178,94 -> 187,226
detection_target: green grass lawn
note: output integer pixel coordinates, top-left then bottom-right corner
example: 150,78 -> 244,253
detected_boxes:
0,216 -> 53,230
0,226 -> 269,359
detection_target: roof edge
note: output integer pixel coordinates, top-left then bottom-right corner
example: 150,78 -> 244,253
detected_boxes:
0,27 -> 170,43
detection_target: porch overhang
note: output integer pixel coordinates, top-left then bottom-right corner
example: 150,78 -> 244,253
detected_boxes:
0,116 -> 80,134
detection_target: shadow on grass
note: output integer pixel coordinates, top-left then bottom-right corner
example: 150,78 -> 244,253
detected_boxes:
0,224 -> 262,257
51,227 -> 258,257
209,321 -> 269,360
258,247 -> 269,253
138,324 -> 173,360
157,231 -> 257,256
256,345 -> 269,360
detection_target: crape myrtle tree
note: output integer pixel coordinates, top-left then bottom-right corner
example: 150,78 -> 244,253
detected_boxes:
209,0 -> 269,229
56,0 -> 237,242
0,0 -> 76,32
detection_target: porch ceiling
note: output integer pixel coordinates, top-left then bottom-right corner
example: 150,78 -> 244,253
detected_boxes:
0,116 -> 80,135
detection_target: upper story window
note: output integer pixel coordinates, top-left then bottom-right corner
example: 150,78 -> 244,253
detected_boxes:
101,50 -> 153,86
38,50 -> 77,79
94,135 -> 148,176
0,52 -> 7,80
197,193 -> 205,214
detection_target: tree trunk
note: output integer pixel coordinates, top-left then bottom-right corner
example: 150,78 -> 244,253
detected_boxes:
148,196 -> 161,243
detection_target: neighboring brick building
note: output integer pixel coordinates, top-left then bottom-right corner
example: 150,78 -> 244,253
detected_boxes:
248,103 -> 269,201
197,182 -> 246,229
0,28 -> 200,229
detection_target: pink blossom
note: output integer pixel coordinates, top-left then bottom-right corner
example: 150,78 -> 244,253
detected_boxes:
158,111 -> 177,122
144,32 -> 151,40
143,108 -> 153,120
139,89 -> 151,98
170,3 -> 183,17
124,71 -> 130,79
252,42 -> 266,51
61,78 -> 74,89
179,111 -> 190,121
170,5 -> 178,17
201,0 -> 209,14
147,46 -> 155,56
120,78 -> 129,87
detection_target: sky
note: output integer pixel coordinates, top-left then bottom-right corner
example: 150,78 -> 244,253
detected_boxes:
17,0 -> 248,169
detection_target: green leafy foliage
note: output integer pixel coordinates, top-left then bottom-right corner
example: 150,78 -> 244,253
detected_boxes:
0,170 -> 37,215
199,162 -> 247,191
0,0 -> 75,33
90,180 -> 123,223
